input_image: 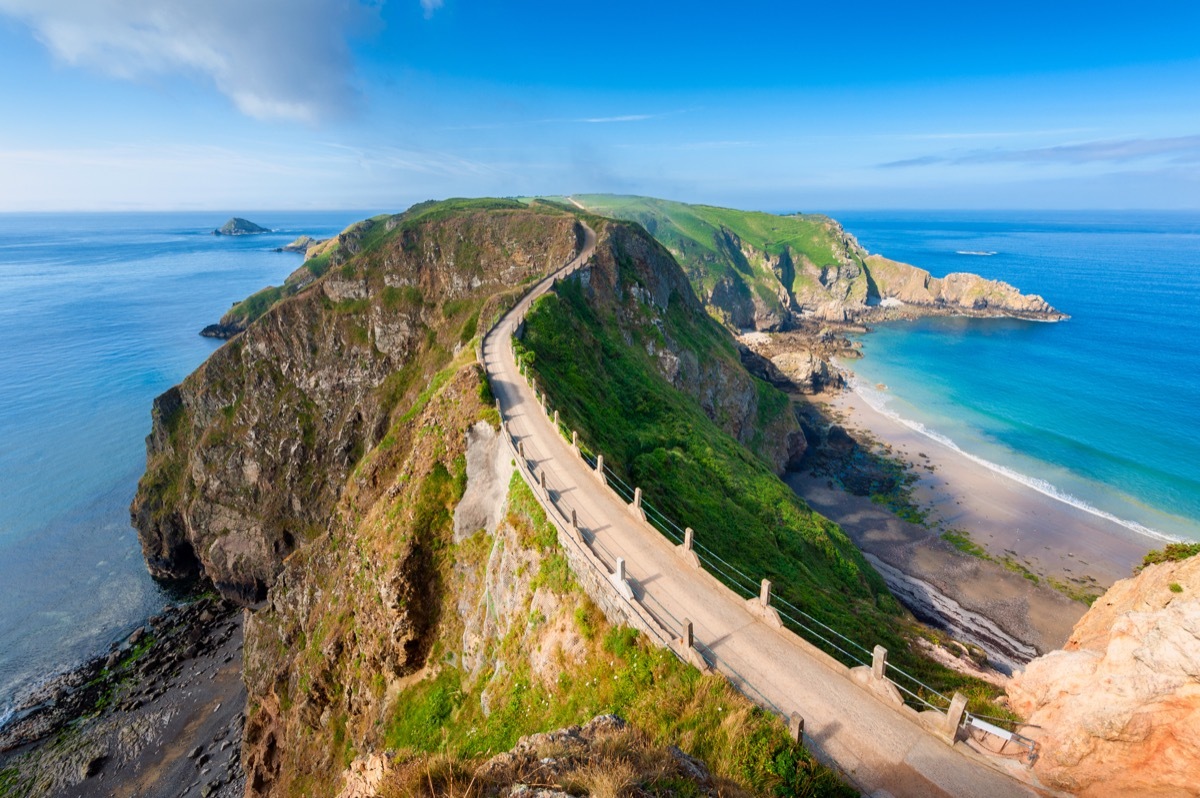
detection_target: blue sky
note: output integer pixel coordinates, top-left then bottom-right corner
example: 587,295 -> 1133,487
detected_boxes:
1,0 -> 1199,211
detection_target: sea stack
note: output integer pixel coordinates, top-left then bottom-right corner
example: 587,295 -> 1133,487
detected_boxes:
214,217 -> 269,236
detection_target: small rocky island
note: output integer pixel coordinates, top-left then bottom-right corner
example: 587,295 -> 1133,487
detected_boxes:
272,234 -> 324,254
213,217 -> 269,236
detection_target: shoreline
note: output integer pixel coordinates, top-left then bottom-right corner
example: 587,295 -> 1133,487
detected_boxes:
789,386 -> 1155,668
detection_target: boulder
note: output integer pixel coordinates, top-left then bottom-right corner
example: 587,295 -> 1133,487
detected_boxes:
1007,554 -> 1200,796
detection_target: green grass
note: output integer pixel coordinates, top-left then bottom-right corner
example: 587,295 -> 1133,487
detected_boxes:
567,194 -> 860,328
943,529 -> 1100,605
514,269 -> 1013,716
378,472 -> 853,797
1138,542 -> 1200,572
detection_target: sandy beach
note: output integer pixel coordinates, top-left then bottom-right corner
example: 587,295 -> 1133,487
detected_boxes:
788,386 -> 1157,669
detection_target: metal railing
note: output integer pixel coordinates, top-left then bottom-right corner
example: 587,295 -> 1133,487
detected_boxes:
477,236 -> 1027,782
506,339 -> 1022,732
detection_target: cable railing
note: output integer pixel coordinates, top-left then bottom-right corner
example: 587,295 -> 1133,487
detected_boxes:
510,351 -> 1010,729
485,245 -> 1029,775
509,428 -> 855,779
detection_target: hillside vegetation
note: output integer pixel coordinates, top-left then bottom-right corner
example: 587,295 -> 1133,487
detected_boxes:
514,214 -> 1012,714
128,199 -> 852,797
562,195 -> 1062,329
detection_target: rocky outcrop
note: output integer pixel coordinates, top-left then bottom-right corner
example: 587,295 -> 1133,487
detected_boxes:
864,255 -> 1066,320
576,222 -> 806,472
273,235 -> 325,254
134,206 -> 579,603
214,218 -> 269,236
1007,554 -> 1200,796
770,350 -> 834,394
575,196 -> 1066,330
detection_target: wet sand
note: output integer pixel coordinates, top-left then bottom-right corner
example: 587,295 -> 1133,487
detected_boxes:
790,388 -> 1156,665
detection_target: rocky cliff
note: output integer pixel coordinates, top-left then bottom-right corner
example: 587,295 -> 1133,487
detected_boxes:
132,201 -> 580,602
129,200 -> 851,798
214,217 -> 269,236
570,195 -> 1066,330
1007,550 -> 1200,796
564,220 -> 806,471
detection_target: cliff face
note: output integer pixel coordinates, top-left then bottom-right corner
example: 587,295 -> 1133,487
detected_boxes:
570,195 -> 1066,330
565,221 -> 805,471
132,204 -> 580,602
1007,553 -> 1200,796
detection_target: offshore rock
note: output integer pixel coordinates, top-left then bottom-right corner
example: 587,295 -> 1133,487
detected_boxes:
1007,554 -> 1200,796
214,218 -> 269,236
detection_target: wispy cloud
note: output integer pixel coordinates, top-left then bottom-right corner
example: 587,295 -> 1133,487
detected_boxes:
441,111 -> 677,131
420,0 -> 443,19
899,128 -> 1097,141
0,0 -> 382,123
879,134 -> 1200,168
579,114 -> 654,124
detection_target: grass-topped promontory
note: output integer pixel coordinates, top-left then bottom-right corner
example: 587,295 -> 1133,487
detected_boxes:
514,261 -> 1015,718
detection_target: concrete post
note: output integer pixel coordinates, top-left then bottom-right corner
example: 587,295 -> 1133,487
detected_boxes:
684,527 -> 694,551
945,692 -> 969,743
872,645 -> 888,681
759,578 -> 772,608
789,712 -> 805,743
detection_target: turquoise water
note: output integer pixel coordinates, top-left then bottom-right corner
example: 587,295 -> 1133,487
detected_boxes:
831,211 -> 1200,543
0,212 -> 372,714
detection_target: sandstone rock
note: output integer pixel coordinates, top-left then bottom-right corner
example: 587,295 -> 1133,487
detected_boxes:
770,350 -> 832,394
1007,555 -> 1200,796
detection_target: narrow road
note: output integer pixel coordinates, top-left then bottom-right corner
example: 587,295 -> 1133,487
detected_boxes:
482,222 -> 1040,798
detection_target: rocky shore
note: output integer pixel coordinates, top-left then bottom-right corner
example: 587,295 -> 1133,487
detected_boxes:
0,596 -> 246,798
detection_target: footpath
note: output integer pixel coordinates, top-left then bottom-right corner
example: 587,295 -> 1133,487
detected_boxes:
481,223 -> 1044,798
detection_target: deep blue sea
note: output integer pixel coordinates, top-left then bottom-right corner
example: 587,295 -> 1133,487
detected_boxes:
2,209 -> 1199,720
830,211 -> 1200,544
0,211 -> 373,717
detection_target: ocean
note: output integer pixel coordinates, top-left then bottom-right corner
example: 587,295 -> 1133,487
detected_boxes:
830,210 -> 1200,545
3,209 -> 1198,721
0,211 -> 372,717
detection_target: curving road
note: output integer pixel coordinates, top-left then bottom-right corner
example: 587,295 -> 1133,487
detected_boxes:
481,222 -> 1043,798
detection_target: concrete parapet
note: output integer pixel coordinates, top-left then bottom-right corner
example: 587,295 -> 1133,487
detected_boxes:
676,526 -> 701,568
850,665 -> 905,707
628,486 -> 647,522
744,578 -> 783,629
943,692 -> 968,744
609,557 -> 635,600
789,712 -> 805,743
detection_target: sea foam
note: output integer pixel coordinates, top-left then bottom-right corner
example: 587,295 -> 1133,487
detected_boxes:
845,374 -> 1179,544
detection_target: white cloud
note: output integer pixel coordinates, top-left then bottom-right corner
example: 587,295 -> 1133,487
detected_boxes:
0,0 -> 382,122
420,0 -> 442,19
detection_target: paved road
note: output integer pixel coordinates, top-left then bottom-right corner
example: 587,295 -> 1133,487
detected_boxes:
481,223 -> 1041,798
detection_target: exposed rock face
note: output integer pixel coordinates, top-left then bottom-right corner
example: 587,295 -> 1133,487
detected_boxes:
577,222 -> 806,472
864,255 -> 1065,319
273,234 -> 325,254
133,207 -> 579,603
770,350 -> 833,394
214,218 -> 269,236
1007,555 -> 1200,796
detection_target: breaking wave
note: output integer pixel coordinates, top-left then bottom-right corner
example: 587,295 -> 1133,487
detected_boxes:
845,375 -> 1178,544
